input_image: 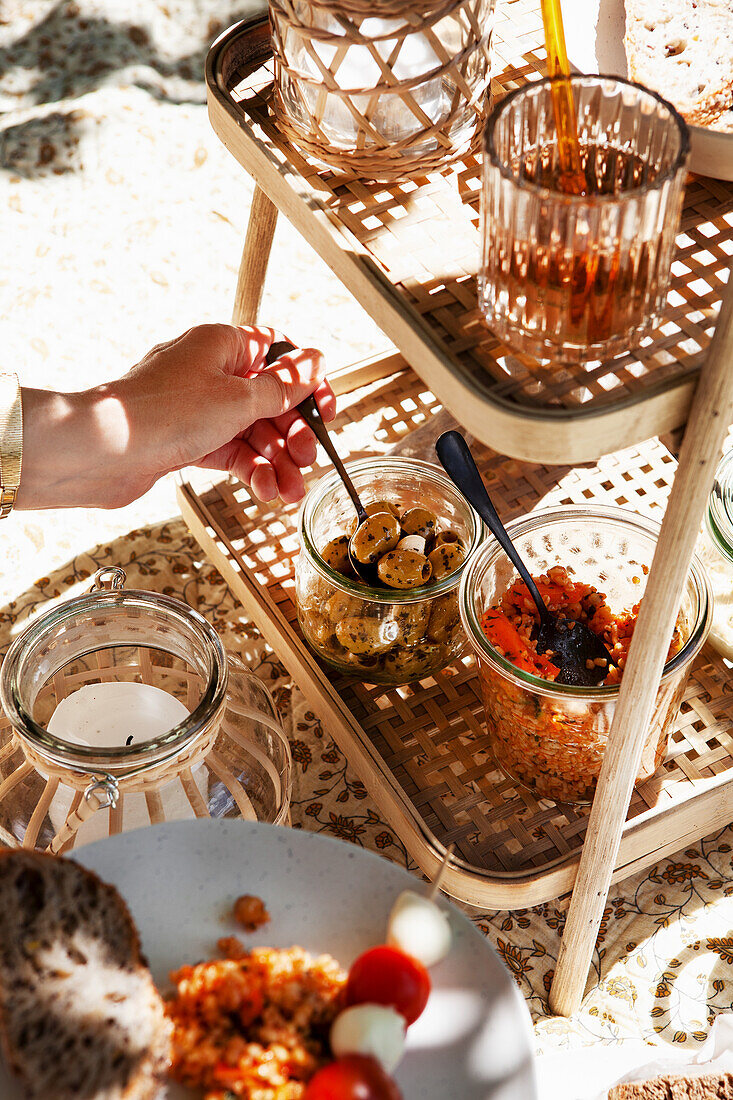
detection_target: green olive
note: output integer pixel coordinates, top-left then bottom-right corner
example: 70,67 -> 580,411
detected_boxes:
297,572 -> 330,609
307,615 -> 337,647
336,617 -> 392,655
400,507 -> 438,540
347,500 -> 400,536
390,602 -> 431,644
427,593 -> 460,643
377,549 -> 432,589
351,512 -> 401,565
434,529 -> 465,550
427,542 -> 467,581
383,642 -> 446,679
343,651 -> 381,670
321,535 -> 352,574
326,592 -> 364,623
367,499 -> 400,518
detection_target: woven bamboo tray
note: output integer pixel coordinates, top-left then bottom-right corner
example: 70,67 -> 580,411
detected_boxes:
177,362 -> 733,910
206,9 -> 733,466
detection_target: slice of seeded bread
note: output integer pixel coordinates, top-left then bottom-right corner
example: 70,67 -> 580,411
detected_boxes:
624,0 -> 733,129
609,1072 -> 733,1098
0,849 -> 171,1099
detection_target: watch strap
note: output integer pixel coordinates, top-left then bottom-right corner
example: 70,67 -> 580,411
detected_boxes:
0,374 -> 22,519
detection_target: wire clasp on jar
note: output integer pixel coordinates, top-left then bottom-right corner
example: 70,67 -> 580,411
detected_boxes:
89,566 -> 127,593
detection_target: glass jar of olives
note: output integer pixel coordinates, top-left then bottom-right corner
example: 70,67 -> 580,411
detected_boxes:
295,457 -> 484,685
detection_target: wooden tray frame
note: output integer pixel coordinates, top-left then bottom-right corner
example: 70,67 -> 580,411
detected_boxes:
205,12 -> 733,466
176,361 -> 733,911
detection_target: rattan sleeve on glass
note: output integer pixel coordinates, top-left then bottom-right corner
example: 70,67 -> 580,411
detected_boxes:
0,374 -> 22,520
269,0 -> 494,180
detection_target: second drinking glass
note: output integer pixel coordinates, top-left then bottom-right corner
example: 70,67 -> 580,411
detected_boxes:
479,75 -> 690,364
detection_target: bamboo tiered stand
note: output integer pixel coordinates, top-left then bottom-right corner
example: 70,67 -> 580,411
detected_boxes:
180,5 -> 733,1015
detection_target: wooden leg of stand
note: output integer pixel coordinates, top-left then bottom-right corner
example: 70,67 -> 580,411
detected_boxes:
231,186 -> 278,326
549,262 -> 733,1017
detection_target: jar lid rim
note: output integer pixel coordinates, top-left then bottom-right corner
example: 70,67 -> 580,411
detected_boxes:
706,448 -> 733,563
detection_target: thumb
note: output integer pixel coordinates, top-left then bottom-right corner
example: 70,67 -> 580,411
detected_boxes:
239,347 -> 326,421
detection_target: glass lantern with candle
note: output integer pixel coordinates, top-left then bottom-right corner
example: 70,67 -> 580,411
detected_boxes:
270,0 -> 495,180
0,567 -> 292,851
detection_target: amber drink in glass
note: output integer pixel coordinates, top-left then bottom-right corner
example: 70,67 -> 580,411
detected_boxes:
480,75 -> 689,364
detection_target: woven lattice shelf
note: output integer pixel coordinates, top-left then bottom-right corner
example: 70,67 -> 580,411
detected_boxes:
178,364 -> 733,910
206,9 -> 733,465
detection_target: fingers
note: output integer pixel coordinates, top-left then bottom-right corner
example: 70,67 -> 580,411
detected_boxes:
240,347 -> 327,422
197,440 -> 278,502
198,423 -> 308,504
270,377 -> 337,466
283,414 -> 317,468
312,378 -> 337,423
246,419 -> 307,504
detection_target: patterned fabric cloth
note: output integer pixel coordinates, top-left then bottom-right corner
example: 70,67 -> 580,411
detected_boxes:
3,520 -> 733,1059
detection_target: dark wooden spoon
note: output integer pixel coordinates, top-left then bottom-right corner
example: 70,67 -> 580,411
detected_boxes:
435,430 -> 615,687
265,341 -> 377,585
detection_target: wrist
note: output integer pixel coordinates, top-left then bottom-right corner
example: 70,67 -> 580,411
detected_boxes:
16,384 -> 137,510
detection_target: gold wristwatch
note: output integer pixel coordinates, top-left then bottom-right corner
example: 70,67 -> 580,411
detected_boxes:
0,374 -> 22,519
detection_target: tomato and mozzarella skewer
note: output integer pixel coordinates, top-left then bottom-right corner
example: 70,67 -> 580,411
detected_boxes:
330,1004 -> 405,1073
323,847 -> 454,1093
386,889 -> 452,968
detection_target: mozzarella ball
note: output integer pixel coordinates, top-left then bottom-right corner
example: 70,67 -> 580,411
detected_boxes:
330,1004 -> 406,1073
396,534 -> 427,554
387,890 -> 452,968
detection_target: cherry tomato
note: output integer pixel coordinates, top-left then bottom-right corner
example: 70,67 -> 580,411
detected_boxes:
344,945 -> 430,1025
305,1054 -> 402,1100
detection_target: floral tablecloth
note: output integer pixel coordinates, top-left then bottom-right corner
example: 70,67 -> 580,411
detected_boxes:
5,519 -> 733,1063
3,0 -> 733,1076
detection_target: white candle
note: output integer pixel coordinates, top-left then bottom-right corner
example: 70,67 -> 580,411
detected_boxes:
47,682 -> 190,749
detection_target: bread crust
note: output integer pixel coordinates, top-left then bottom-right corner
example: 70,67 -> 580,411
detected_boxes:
624,0 -> 733,130
609,1071 -> 733,1099
0,849 -> 171,1100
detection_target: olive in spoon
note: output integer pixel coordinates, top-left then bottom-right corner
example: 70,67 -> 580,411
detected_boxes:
264,341 -> 390,585
435,430 -> 615,687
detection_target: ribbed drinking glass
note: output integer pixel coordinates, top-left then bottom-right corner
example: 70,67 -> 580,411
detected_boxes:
480,75 -> 689,364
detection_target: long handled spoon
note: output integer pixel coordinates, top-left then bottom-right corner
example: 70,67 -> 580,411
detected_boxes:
265,341 -> 377,585
435,430 -> 614,687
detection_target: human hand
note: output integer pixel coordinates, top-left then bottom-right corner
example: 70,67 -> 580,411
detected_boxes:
17,324 -> 336,510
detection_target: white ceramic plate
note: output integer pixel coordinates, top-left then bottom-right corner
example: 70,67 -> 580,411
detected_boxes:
0,820 -> 537,1100
560,0 -> 733,180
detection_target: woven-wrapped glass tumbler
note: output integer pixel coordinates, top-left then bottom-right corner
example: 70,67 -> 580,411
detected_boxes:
270,0 -> 495,180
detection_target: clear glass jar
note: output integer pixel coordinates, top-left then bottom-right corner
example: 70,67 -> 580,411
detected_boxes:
459,506 -> 711,804
698,448 -> 733,660
480,75 -> 689,364
296,457 -> 483,685
0,568 -> 291,851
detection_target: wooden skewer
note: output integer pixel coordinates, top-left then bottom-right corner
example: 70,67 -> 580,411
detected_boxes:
549,260 -> 733,1016
428,844 -> 454,902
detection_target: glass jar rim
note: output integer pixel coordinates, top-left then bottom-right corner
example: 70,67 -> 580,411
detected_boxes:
459,503 -> 711,699
705,447 -> 733,565
299,455 -> 484,604
0,587 -> 229,770
483,74 -> 690,204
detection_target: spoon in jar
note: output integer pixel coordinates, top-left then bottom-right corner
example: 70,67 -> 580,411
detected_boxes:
264,341 -> 386,585
435,430 -> 615,687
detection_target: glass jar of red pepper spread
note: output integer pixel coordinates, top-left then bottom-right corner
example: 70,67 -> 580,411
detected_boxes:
459,505 -> 711,804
